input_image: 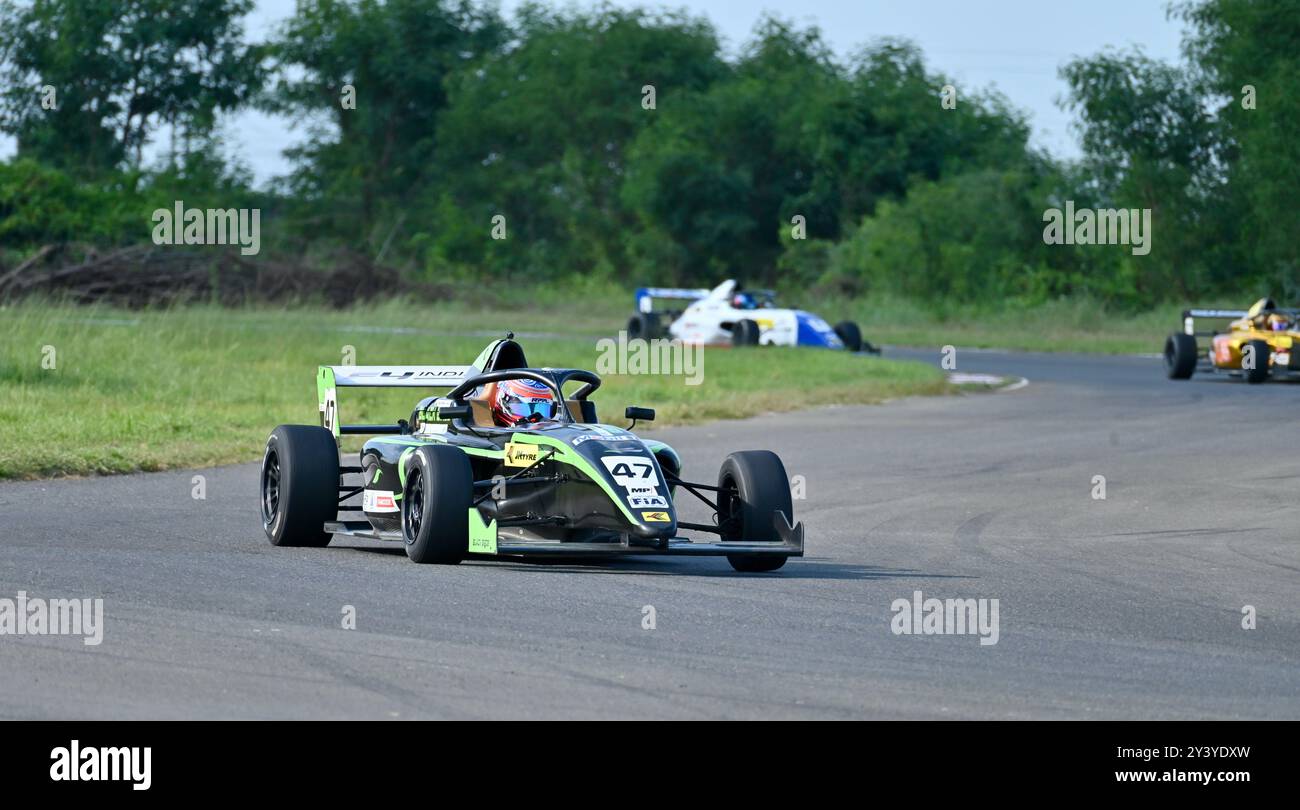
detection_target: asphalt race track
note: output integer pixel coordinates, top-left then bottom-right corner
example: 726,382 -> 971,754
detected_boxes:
2,348 -> 1297,719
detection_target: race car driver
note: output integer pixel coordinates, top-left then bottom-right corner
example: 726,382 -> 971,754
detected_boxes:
490,378 -> 559,428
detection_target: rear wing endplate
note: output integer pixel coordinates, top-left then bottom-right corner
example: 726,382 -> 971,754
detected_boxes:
317,365 -> 471,438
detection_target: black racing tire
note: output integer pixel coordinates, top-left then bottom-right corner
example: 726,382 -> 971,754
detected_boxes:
261,425 -> 338,547
1164,332 -> 1198,380
718,450 -> 793,573
833,320 -> 863,352
401,444 -> 473,564
1244,339 -> 1271,384
732,319 -> 760,347
627,312 -> 661,340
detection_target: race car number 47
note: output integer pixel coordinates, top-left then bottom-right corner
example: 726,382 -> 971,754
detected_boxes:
601,455 -> 660,490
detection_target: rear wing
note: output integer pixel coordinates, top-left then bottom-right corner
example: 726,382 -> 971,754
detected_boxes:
635,286 -> 710,314
317,365 -> 471,438
1182,309 -> 1247,337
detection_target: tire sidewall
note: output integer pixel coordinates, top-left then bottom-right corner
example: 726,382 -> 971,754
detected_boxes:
402,445 -> 472,563
718,450 -> 792,543
260,425 -> 338,547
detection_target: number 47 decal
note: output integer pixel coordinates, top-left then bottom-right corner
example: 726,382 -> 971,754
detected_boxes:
601,455 -> 661,489
611,461 -> 652,478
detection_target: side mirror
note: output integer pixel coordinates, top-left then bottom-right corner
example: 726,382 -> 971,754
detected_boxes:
625,406 -> 655,426
435,404 -> 472,421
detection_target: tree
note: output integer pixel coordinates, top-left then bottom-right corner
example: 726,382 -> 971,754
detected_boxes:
0,0 -> 264,176
431,3 -> 725,279
263,0 -> 507,247
1060,48 -> 1227,297
1177,0 -> 1300,296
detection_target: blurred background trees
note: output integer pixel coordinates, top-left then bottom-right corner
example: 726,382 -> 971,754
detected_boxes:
0,0 -> 1295,306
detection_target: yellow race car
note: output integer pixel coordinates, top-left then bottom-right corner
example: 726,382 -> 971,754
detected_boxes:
1165,298 -> 1300,383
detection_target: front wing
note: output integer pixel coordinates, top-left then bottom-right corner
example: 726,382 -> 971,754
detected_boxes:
323,509 -> 804,559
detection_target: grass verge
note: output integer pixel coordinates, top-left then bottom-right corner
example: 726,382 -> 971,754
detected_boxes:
0,300 -> 947,479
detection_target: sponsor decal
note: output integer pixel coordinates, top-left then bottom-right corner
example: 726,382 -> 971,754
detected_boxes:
378,369 -> 462,380
467,508 -> 498,554
601,455 -> 660,489
363,489 -> 398,513
629,495 -> 668,508
504,442 -> 542,467
640,511 -> 671,523
1214,336 -> 1233,364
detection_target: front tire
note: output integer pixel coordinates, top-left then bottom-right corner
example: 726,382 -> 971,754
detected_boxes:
261,425 -> 338,547
1244,339 -> 1271,384
833,320 -> 863,352
718,450 -> 793,573
402,445 -> 473,564
1164,332 -> 1197,379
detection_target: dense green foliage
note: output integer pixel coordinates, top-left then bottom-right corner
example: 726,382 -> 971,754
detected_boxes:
0,0 -> 1295,305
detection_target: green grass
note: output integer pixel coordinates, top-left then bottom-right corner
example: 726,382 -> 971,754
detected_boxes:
809,294 -> 1185,355
0,299 -> 947,479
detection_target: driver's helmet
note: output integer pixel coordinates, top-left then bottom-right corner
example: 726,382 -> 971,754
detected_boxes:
731,292 -> 757,310
490,378 -> 558,428
1268,313 -> 1291,332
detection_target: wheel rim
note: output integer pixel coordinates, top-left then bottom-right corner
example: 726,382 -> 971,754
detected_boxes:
404,467 -> 424,544
261,451 -> 280,523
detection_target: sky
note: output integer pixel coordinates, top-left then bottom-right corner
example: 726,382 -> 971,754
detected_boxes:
0,0 -> 1189,187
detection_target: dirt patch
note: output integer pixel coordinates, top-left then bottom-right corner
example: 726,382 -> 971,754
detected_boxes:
0,244 -> 448,307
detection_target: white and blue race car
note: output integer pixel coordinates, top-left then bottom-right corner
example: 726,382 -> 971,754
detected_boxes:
627,279 -> 877,352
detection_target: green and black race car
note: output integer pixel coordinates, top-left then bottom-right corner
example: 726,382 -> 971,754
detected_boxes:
259,337 -> 803,572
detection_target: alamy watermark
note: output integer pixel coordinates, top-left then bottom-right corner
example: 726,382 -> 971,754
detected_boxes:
891,590 -> 999,646
0,591 -> 104,646
596,331 -> 704,386
1043,201 -> 1151,256
152,201 -> 261,256
50,741 -> 150,790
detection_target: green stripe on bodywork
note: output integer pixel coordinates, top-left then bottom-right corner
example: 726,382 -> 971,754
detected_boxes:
507,433 -> 638,523
396,446 -> 417,495
369,434 -> 504,461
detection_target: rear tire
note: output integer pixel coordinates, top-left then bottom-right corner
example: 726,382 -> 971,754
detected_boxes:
627,312 -> 660,340
731,319 -> 760,347
833,320 -> 863,352
402,445 -> 473,564
1244,339 -> 1271,384
261,425 -> 338,547
718,450 -> 793,573
1164,332 -> 1197,380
